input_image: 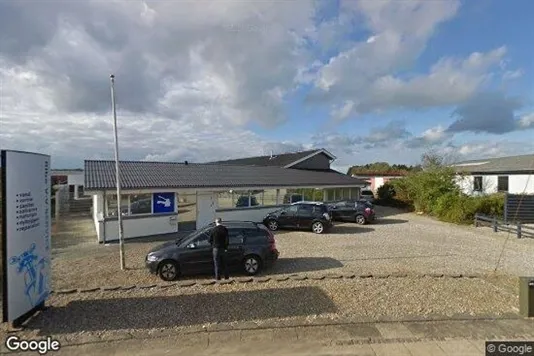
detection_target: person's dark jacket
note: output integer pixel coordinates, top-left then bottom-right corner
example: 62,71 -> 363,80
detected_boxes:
209,225 -> 229,249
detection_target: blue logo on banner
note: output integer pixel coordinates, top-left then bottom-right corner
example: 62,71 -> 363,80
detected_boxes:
153,193 -> 175,213
9,243 -> 50,307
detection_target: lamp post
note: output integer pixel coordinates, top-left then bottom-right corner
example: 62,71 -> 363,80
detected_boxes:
110,74 -> 126,270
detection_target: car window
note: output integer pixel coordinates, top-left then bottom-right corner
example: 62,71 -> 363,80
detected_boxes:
244,229 -> 267,245
361,190 -> 373,196
298,204 -> 313,217
287,205 -> 298,213
228,229 -> 245,245
313,205 -> 327,214
192,233 -> 210,247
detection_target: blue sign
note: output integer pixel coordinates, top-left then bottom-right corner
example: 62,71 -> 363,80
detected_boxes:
153,193 -> 175,214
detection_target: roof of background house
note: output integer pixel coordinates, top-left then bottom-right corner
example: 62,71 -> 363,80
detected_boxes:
350,172 -> 408,177
84,160 -> 365,191
206,149 -> 335,168
450,153 -> 534,174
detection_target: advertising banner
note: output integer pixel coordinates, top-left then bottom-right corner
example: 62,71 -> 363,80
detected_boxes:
1,150 -> 52,323
153,192 -> 175,214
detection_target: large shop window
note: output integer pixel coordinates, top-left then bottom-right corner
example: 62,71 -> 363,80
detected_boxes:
106,194 -> 129,217
130,194 -> 152,215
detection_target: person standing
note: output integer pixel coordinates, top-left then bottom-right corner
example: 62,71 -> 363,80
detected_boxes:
209,217 -> 229,280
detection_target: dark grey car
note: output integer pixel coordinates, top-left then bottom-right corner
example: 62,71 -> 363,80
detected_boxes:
145,221 -> 279,281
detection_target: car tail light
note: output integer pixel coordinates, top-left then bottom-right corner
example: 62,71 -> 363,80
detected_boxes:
265,229 -> 277,250
365,207 -> 371,215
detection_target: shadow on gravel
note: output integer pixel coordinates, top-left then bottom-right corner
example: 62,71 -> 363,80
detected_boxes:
374,218 -> 408,225
272,225 -> 375,236
267,257 -> 343,275
28,287 -> 337,335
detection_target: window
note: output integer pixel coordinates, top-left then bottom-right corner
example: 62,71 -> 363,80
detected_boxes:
297,204 -> 313,217
130,194 -> 152,215
473,176 -> 483,192
497,176 -> 509,192
244,229 -> 266,245
192,233 -> 210,248
286,205 -> 298,214
106,194 -> 129,216
228,230 -> 245,245
350,188 -> 359,200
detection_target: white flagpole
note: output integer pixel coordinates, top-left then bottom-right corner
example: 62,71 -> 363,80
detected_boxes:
110,74 -> 126,270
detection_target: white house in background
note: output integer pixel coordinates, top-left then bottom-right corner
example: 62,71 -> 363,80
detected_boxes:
450,153 -> 534,195
350,172 -> 408,192
51,169 -> 85,199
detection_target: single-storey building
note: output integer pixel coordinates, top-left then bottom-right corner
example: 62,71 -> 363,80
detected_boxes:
84,149 -> 367,243
51,168 -> 85,199
350,172 -> 407,192
451,153 -> 534,195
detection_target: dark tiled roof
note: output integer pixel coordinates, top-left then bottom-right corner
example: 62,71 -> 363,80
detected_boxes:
84,160 -> 366,191
206,149 -> 329,167
451,154 -> 534,173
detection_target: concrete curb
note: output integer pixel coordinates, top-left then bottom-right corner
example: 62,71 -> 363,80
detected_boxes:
50,272 -> 485,295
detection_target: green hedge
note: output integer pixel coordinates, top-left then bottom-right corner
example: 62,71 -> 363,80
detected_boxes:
379,169 -> 504,225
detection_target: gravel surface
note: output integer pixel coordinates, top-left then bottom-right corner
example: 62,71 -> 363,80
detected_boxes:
50,206 -> 534,291
5,276 -> 518,343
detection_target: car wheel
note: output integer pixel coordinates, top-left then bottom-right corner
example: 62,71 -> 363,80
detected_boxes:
311,221 -> 325,234
158,260 -> 179,281
243,255 -> 262,275
267,219 -> 279,231
355,214 -> 366,225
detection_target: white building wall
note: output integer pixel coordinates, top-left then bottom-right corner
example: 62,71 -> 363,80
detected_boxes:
103,215 -> 178,242
67,173 -> 84,186
509,174 -> 534,194
456,174 -> 534,195
92,193 -> 105,242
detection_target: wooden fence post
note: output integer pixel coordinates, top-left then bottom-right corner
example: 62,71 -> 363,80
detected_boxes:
517,223 -> 522,239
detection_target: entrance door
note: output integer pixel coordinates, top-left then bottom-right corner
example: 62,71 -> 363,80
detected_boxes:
196,193 -> 217,229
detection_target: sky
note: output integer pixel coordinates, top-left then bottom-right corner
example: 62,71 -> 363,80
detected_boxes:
1,0 -> 533,173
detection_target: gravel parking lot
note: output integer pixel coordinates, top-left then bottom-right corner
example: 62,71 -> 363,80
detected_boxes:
8,276 -> 519,344
50,206 -> 534,291
1,206 -> 529,342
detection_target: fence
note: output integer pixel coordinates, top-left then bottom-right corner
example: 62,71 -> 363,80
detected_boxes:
474,213 -> 534,239
504,193 -> 534,224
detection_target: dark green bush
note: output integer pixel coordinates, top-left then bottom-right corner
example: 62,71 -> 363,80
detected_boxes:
384,166 -> 504,225
377,182 -> 396,201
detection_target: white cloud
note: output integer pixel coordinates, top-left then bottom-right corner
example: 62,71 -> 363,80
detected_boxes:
0,0 -> 528,168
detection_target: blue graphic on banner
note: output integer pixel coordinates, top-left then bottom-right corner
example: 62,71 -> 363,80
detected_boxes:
153,193 -> 175,213
9,243 -> 50,307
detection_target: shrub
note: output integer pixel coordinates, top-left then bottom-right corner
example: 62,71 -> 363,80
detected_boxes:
377,182 -> 396,201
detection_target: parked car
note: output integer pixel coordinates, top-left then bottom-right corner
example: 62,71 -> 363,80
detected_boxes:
360,189 -> 375,203
235,195 -> 259,207
145,221 -> 279,281
263,202 -> 332,234
327,199 -> 376,225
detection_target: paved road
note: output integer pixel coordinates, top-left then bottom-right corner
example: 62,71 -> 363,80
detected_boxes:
4,318 -> 533,355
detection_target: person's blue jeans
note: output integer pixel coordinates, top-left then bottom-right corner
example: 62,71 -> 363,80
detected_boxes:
213,248 -> 229,280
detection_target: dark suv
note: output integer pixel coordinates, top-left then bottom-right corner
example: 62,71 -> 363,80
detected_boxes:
145,221 -> 279,281
327,200 -> 376,225
263,202 -> 333,234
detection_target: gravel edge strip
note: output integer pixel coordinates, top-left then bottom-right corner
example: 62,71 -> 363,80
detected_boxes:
51,272 -> 484,295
